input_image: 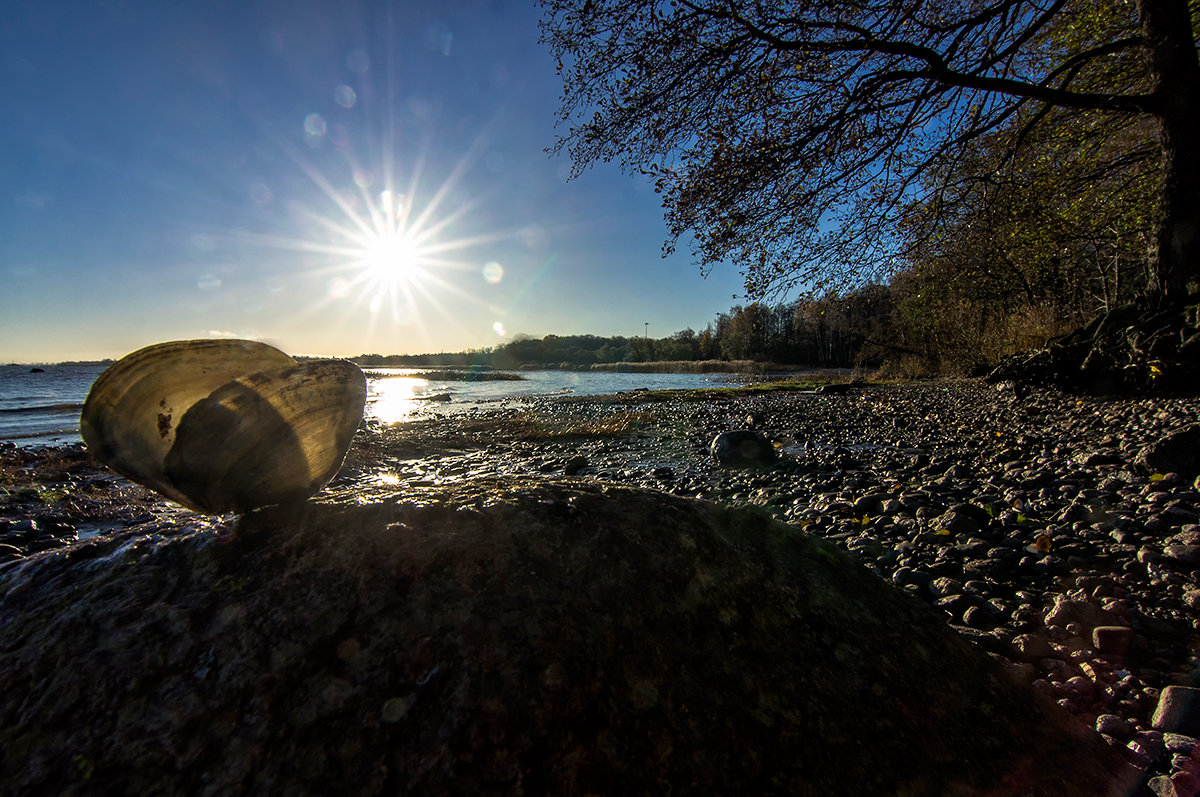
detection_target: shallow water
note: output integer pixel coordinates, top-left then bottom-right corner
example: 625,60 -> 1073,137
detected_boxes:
0,363 -> 103,447
0,363 -> 747,447
364,368 -> 746,423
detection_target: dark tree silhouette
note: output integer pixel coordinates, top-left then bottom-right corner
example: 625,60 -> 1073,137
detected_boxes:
540,0 -> 1199,304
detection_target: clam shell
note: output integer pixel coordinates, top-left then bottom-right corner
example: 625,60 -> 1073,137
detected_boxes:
81,340 -> 366,513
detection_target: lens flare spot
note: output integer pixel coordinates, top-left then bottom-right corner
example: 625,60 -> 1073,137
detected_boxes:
492,321 -> 506,336
482,261 -> 504,284
334,84 -> 357,108
304,113 -> 327,138
197,274 -> 222,291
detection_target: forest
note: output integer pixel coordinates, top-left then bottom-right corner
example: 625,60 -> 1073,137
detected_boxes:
526,0 -> 1200,390
355,275 -> 1048,375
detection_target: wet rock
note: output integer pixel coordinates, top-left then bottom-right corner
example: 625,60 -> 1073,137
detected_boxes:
0,480 -> 1133,795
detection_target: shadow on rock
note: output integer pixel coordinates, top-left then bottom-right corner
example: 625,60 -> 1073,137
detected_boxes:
0,479 -> 1136,795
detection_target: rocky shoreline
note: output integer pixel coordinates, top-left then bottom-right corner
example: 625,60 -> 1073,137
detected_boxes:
3,379 -> 1199,793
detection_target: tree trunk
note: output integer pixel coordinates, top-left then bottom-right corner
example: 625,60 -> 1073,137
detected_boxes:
1140,0 -> 1200,304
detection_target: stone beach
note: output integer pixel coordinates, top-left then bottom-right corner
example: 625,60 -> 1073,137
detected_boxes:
3,378 -> 1199,793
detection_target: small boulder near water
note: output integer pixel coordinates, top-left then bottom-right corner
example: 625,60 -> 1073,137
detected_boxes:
711,429 -> 777,466
0,480 -> 1133,795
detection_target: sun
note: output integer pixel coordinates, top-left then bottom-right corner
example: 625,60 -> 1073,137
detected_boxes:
363,231 -> 421,285
230,132 -> 514,347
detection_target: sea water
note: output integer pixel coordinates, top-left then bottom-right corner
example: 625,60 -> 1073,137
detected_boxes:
0,363 -> 104,447
0,363 -> 746,447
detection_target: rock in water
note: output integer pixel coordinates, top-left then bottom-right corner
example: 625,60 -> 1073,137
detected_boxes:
0,480 -> 1134,795
711,429 -> 777,466
80,340 -> 366,513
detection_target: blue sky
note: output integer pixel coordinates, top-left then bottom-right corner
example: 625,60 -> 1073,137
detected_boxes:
1,0 -> 746,362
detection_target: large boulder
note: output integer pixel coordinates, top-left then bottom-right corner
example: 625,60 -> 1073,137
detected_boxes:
0,480 -> 1133,795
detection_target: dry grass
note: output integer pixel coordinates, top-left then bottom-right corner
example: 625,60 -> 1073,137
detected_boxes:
879,303 -> 1078,379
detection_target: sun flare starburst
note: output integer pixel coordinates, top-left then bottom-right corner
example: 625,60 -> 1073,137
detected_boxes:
362,231 -> 420,284
231,135 -> 514,350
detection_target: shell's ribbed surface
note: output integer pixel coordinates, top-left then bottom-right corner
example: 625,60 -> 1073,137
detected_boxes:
81,340 -> 366,513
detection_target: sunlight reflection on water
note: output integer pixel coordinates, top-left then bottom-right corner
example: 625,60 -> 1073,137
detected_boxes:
360,368 -> 756,430
366,375 -> 428,424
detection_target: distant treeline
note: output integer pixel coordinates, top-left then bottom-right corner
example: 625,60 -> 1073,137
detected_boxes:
351,290 -> 894,372
352,275 -> 1075,376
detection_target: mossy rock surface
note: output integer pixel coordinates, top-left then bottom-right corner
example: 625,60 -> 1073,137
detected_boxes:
0,479 -> 1133,795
